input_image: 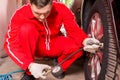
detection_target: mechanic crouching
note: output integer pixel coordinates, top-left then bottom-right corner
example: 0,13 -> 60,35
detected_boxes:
4,0 -> 100,80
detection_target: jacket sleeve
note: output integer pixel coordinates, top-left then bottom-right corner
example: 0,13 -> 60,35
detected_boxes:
61,4 -> 88,48
4,12 -> 34,70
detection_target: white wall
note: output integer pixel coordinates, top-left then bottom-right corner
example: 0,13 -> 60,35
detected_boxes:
0,0 -> 17,57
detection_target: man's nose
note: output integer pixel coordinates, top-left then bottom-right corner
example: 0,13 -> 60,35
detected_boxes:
39,14 -> 45,19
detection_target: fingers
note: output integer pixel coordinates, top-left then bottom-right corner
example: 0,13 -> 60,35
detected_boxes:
43,65 -> 51,69
92,44 -> 100,49
83,46 -> 96,53
83,44 -> 100,53
43,70 -> 51,76
83,38 -> 100,46
40,75 -> 47,79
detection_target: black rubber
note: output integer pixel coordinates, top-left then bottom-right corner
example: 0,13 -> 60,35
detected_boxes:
52,59 -> 65,79
21,73 -> 35,80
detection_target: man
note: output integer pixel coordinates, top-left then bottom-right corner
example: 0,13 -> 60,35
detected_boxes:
4,0 -> 100,80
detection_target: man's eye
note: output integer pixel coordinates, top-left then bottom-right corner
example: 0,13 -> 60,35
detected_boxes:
36,13 -> 40,15
34,12 -> 40,15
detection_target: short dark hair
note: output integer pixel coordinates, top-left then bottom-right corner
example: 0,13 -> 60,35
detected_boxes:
30,0 -> 53,8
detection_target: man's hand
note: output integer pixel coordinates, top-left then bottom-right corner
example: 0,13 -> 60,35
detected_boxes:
82,38 -> 100,53
28,63 -> 51,79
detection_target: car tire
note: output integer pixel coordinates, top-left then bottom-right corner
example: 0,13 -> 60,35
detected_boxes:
82,0 -> 120,80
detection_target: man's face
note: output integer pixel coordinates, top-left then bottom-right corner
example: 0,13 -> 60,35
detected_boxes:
31,3 -> 52,22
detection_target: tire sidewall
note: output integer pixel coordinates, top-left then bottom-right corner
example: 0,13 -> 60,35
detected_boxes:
83,0 -> 111,80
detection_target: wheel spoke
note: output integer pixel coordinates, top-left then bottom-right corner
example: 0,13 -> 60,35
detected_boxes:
89,13 -> 103,39
87,12 -> 104,80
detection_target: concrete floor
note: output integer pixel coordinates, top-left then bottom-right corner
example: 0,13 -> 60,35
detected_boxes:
0,57 -> 85,80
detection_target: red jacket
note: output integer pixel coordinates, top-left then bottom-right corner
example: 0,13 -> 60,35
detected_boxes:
4,2 -> 87,70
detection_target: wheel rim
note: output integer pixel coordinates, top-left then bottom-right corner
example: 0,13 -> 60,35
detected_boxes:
87,12 -> 104,80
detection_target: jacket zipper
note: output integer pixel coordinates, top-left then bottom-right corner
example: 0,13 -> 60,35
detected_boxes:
43,19 -> 51,50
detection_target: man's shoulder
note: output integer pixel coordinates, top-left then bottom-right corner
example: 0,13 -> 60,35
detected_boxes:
52,1 -> 71,15
53,1 -> 66,8
11,4 -> 31,20
10,4 -> 31,25
15,3 -> 30,14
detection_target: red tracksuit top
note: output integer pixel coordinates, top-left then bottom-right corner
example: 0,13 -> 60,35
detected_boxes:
4,2 -> 87,70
